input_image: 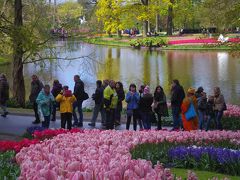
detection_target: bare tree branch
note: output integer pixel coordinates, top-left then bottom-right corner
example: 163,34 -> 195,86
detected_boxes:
23,51 -> 103,65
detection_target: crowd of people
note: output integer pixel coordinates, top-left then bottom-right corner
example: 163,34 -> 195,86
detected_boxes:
0,73 -> 227,132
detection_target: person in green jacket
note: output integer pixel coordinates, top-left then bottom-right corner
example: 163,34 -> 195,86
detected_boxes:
103,80 -> 118,130
36,85 -> 55,128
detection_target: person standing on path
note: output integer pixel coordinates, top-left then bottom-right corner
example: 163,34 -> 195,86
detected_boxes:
56,87 -> 76,130
126,84 -> 140,131
0,74 -> 9,117
213,87 -> 226,130
51,80 -> 62,121
30,75 -> 43,124
139,86 -> 153,130
73,75 -> 85,127
88,80 -> 105,127
170,79 -> 185,130
153,86 -> 168,130
181,88 -> 198,131
103,80 -> 118,130
36,85 -> 55,128
115,81 -> 125,126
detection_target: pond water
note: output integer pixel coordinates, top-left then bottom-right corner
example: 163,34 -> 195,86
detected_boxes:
1,40 -> 240,106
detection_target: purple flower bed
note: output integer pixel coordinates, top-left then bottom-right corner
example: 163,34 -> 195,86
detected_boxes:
168,146 -> 240,175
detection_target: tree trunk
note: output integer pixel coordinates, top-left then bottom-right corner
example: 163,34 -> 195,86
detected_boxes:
167,1 -> 173,35
117,29 -> 122,38
12,0 -> 25,107
143,21 -> 148,37
147,21 -> 151,33
156,13 -> 160,32
141,0 -> 149,37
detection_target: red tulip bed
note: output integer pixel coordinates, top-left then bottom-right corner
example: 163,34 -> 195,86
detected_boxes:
168,38 -> 240,45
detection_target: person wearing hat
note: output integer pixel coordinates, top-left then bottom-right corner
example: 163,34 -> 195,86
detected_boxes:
56,87 -> 76,130
181,88 -> 198,131
138,85 -> 153,130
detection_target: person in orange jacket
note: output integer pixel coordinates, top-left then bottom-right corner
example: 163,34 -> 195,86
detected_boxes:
181,88 -> 198,131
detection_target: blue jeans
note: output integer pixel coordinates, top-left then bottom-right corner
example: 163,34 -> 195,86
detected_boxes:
198,110 -> 206,130
206,115 -> 216,131
215,111 -> 223,130
42,116 -> 50,128
52,102 -> 59,121
91,104 -> 105,124
73,101 -> 83,126
142,112 -> 151,130
172,106 -> 181,129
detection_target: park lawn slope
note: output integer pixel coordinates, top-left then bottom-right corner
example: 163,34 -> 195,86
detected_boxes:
171,168 -> 240,180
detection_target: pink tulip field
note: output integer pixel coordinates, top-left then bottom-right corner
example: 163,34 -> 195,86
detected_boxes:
15,129 -> 240,180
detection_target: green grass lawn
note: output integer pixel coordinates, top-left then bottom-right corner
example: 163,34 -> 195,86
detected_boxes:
80,36 -> 237,50
172,168 -> 240,180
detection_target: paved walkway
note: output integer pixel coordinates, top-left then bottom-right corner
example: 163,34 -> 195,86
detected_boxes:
0,114 -> 160,138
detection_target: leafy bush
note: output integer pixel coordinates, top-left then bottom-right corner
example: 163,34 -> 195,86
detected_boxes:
222,117 -> 240,130
0,151 -> 20,179
130,37 -> 168,48
6,98 -> 33,109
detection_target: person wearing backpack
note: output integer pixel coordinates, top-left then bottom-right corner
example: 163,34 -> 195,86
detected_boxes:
73,75 -> 88,127
181,88 -> 198,131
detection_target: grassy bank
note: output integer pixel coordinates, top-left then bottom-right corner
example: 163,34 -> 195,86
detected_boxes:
81,37 -> 130,47
172,168 -> 240,180
80,36 -> 237,50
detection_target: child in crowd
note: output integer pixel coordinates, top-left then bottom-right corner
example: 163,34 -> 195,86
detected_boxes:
56,86 -> 76,130
205,95 -> 216,131
197,92 -> 207,130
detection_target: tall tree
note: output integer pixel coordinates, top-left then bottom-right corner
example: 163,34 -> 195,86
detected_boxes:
167,0 -> 174,35
12,0 -> 25,106
96,0 -> 124,37
140,0 -> 149,36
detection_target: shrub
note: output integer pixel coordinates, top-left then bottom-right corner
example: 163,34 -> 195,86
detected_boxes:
0,151 -> 20,179
130,37 -> 168,48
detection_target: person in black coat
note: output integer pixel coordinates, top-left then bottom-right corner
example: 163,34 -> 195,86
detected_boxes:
139,86 -> 153,130
73,75 -> 85,127
170,79 -> 185,130
205,95 -> 216,131
29,75 -> 43,124
89,80 -> 105,127
114,81 -> 125,126
153,86 -> 168,130
51,80 -> 62,121
0,74 -> 9,117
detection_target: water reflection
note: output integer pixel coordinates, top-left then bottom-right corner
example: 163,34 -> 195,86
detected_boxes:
1,41 -> 240,105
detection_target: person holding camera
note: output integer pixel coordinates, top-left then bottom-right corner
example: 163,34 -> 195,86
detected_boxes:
56,86 -> 76,130
88,80 -> 105,127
